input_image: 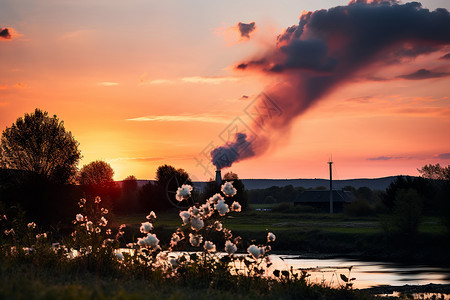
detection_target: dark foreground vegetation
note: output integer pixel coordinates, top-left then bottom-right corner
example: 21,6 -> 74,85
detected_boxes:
0,259 -> 382,300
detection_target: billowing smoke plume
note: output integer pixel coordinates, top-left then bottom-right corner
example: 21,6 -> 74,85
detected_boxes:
0,28 -> 12,40
211,133 -> 254,169
211,0 -> 450,169
237,22 -> 256,39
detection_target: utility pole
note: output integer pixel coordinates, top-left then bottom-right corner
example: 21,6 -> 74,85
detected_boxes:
328,159 -> 333,214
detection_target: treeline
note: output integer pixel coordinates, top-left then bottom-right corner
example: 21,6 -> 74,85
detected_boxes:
0,165 -> 248,228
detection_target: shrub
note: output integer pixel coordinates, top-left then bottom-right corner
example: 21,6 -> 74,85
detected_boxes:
344,199 -> 375,217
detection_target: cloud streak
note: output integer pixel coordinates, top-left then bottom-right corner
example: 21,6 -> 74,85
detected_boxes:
97,82 -> 119,86
367,156 -> 407,161
140,76 -> 240,85
126,113 -> 231,124
397,68 -> 450,80
436,153 -> 450,159
108,157 -> 166,163
181,76 -> 239,84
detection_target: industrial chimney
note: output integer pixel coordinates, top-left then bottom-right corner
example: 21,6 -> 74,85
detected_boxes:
215,169 -> 222,187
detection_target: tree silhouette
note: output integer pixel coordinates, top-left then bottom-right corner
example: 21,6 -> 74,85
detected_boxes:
0,108 -> 81,184
78,160 -> 114,185
418,163 -> 450,180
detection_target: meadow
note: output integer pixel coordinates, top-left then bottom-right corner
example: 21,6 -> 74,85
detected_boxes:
112,204 -> 449,265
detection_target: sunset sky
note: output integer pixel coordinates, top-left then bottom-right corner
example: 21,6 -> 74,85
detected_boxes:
1,0 -> 450,181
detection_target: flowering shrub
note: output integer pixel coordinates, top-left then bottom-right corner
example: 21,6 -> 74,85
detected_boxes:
0,182 -> 281,285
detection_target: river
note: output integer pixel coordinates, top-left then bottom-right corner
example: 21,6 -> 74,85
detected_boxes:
270,255 -> 450,289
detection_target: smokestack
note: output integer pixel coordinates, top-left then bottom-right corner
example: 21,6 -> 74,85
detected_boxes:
215,169 -> 222,187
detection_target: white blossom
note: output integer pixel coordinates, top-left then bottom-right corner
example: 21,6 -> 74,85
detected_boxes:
190,216 -> 204,231
169,257 -> 178,268
189,233 -> 203,247
215,199 -> 229,216
208,193 -> 224,204
115,251 -> 124,260
204,240 -> 216,252
188,206 -> 200,217
36,233 -> 47,239
179,211 -> 190,224
231,201 -> 242,212
247,245 -> 265,259
221,181 -> 237,197
86,221 -> 94,232
137,233 -> 160,248
140,222 -> 153,233
175,184 -> 193,201
99,216 -> 108,226
76,214 -> 84,222
267,232 -> 276,243
27,222 -> 36,229
146,211 -> 157,220
225,240 -> 237,255
214,221 -> 223,231
94,196 -> 101,204
170,233 -> 181,247
23,247 -> 34,255
200,203 -> 212,217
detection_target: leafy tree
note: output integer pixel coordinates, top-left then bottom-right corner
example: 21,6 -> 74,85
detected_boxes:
390,188 -> 423,237
418,163 -> 450,180
0,108 -> 81,184
140,165 -> 193,212
418,164 -> 450,235
78,160 -> 114,186
122,175 -> 138,192
383,176 -> 435,212
156,164 -> 191,186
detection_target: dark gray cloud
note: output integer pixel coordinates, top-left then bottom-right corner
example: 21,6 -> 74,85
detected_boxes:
398,68 -> 450,80
0,28 -> 11,39
367,156 -> 403,161
213,1 -> 450,169
237,22 -> 256,39
440,53 -> 450,60
437,153 -> 450,159
348,0 -> 399,4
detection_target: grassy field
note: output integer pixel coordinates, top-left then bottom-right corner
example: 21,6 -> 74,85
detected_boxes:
110,205 -> 449,265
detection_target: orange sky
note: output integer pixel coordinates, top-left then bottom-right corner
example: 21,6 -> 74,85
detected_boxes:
1,0 -> 450,181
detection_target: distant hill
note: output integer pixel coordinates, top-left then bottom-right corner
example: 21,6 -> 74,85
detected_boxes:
127,176 -> 402,192
190,176 -> 402,192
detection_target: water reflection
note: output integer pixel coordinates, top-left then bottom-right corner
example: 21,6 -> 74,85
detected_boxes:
273,255 -> 450,289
